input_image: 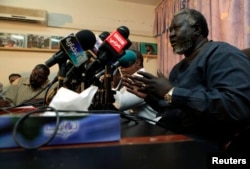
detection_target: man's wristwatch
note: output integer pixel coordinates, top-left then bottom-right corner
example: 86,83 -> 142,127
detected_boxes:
164,88 -> 174,104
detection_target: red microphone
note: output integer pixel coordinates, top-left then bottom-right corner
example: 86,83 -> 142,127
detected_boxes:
105,30 -> 128,54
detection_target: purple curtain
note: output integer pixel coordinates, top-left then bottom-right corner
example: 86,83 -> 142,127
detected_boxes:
154,0 -> 250,77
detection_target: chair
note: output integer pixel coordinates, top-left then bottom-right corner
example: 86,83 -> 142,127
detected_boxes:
224,48 -> 250,152
224,126 -> 250,152
241,48 -> 250,59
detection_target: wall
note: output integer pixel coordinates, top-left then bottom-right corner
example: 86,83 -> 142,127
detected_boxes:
0,0 -> 158,90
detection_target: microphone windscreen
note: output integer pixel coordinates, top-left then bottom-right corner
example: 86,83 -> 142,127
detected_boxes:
119,50 -> 137,68
99,31 -> 110,41
75,30 -> 96,50
117,26 -> 130,39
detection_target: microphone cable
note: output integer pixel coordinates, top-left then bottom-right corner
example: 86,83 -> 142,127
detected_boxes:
12,106 -> 60,150
44,76 -> 58,105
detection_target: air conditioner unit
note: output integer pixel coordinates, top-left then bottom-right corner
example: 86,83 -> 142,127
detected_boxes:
0,5 -> 48,25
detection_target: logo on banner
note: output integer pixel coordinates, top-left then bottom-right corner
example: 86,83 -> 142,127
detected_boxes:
106,31 -> 127,53
44,121 -> 79,139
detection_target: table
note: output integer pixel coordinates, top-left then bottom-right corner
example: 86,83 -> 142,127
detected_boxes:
0,118 -> 217,169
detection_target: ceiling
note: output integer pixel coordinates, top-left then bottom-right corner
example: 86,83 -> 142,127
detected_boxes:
118,0 -> 162,6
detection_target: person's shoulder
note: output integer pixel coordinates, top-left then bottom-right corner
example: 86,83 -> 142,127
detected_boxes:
204,41 -> 249,63
139,68 -> 145,72
202,41 -> 244,57
14,77 -> 29,85
208,41 -> 240,51
133,68 -> 145,77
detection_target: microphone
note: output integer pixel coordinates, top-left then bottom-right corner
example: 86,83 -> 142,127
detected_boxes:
99,31 -> 110,41
45,30 -> 96,68
92,31 -> 110,56
94,50 -> 137,79
63,31 -> 110,91
104,26 -> 129,54
85,26 -> 131,79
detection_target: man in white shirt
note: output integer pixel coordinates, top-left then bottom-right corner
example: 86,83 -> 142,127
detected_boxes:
113,50 -> 158,120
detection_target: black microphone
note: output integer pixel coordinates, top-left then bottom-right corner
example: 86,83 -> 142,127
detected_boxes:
85,26 -> 131,79
99,31 -> 110,41
45,30 -> 96,68
92,31 -> 111,56
94,50 -> 137,79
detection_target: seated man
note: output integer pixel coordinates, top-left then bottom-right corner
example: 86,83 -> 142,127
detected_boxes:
123,9 -> 250,151
1,64 -> 50,107
113,50 -> 158,120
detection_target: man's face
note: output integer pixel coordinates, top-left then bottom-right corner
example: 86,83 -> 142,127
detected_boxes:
120,59 -> 140,76
120,64 -> 136,76
29,68 -> 48,90
169,14 -> 196,55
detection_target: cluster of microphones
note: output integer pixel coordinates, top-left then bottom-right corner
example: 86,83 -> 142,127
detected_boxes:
44,26 -> 137,108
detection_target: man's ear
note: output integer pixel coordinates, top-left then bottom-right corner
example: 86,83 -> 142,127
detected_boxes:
193,24 -> 201,36
135,59 -> 140,67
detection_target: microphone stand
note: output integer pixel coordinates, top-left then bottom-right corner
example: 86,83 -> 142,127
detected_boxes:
103,65 -> 116,110
58,61 -> 67,88
45,61 -> 67,104
89,65 -> 117,111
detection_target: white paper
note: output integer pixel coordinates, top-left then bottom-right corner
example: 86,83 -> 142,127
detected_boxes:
43,86 -> 98,115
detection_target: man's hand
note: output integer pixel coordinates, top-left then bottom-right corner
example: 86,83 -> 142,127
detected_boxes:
122,74 -> 148,98
124,71 -> 173,98
0,98 -> 11,108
